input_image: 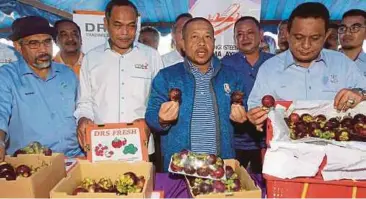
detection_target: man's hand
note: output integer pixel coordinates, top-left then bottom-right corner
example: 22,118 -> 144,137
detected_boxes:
158,101 -> 179,125
230,104 -> 247,123
77,117 -> 94,150
0,144 -> 4,162
247,106 -> 269,131
334,88 -> 363,112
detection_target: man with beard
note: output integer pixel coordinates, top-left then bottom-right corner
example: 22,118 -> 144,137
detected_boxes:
0,16 -> 82,161
75,0 -> 163,160
54,19 -> 83,77
145,17 -> 248,171
277,20 -> 289,53
339,9 -> 366,76
162,13 -> 192,67
247,3 -> 366,132
221,16 -> 274,174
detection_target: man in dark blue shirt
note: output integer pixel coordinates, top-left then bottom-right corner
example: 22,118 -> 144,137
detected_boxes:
222,16 -> 274,174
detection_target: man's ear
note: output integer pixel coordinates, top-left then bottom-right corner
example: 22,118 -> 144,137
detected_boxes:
13,41 -> 22,54
325,28 -> 332,41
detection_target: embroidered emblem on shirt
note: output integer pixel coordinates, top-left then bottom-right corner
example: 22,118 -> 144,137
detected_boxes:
25,92 -> 34,95
224,83 -> 231,94
329,74 -> 338,84
60,82 -> 68,89
135,63 -> 148,69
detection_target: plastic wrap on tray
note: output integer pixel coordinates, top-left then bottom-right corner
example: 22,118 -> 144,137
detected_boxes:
168,150 -> 226,180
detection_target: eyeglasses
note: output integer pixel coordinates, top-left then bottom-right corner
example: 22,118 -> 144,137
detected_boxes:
21,38 -> 53,49
338,24 -> 366,34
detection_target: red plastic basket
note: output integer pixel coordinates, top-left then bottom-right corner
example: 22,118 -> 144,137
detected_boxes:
265,101 -> 366,198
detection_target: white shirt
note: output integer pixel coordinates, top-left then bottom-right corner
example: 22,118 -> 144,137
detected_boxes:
74,41 -> 164,154
0,43 -> 19,66
162,49 -> 183,67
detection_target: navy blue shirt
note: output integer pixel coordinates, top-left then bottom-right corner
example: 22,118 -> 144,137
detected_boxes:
222,51 -> 274,150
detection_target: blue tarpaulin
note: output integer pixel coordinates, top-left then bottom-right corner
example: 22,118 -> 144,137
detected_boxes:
0,0 -> 365,37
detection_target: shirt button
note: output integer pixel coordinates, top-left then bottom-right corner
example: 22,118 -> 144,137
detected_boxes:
201,92 -> 204,95
121,82 -> 125,85
121,112 -> 124,114
121,69 -> 124,72
121,97 -> 125,100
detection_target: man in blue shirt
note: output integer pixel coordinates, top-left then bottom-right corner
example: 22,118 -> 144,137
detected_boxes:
221,16 -> 274,174
145,17 -> 248,171
247,3 -> 366,131
0,16 -> 82,161
338,9 -> 366,76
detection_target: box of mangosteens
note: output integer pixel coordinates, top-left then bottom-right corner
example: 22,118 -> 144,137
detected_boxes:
0,153 -> 66,198
186,159 -> 261,198
50,160 -> 153,198
265,100 -> 366,145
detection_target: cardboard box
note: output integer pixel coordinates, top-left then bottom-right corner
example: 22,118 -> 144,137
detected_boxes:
85,121 -> 149,162
187,159 -> 261,198
50,160 -> 153,198
0,153 -> 66,198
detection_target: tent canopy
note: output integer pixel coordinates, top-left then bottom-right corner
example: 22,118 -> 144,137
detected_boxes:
0,0 -> 365,37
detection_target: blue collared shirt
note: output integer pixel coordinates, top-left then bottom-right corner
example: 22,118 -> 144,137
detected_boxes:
189,62 -> 217,154
248,49 -> 366,109
355,51 -> 366,77
222,51 -> 274,150
0,58 -> 82,157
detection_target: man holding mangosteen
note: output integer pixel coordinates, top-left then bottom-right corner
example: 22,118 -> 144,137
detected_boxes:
145,17 -> 248,171
247,2 -> 366,131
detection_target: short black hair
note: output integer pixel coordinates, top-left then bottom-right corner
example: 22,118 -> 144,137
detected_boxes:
328,23 -> 338,30
105,0 -> 138,19
288,2 -> 329,32
234,16 -> 261,31
182,17 -> 214,39
140,26 -> 160,39
277,19 -> 288,30
54,19 -> 81,34
342,9 -> 366,24
172,13 -> 193,33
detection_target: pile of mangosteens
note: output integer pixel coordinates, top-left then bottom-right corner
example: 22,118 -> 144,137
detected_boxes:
169,150 -> 226,180
285,112 -> 366,141
0,161 -> 48,181
72,172 -> 145,196
13,141 -> 52,157
187,165 -> 242,196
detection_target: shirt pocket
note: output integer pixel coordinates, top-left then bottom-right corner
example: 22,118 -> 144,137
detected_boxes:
60,90 -> 76,118
129,71 -> 153,105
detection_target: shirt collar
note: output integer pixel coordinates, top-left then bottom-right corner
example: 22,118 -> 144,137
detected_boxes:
54,52 -> 84,67
283,49 -> 327,70
357,51 -> 366,63
184,56 -> 221,76
104,39 -> 139,53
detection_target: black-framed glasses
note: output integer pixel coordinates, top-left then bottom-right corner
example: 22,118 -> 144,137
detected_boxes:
21,38 -> 53,49
338,24 -> 366,34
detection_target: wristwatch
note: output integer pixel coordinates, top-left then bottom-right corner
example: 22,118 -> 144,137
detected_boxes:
352,88 -> 366,101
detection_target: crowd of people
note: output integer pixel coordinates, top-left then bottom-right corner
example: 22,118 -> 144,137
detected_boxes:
0,0 -> 365,178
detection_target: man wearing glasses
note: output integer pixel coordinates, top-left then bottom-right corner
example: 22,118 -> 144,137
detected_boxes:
0,16 -> 82,161
339,9 -> 366,76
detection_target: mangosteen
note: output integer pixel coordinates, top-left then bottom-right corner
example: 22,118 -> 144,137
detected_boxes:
328,118 -> 340,127
15,164 -> 32,177
197,167 -> 210,177
295,121 -> 308,134
199,182 -> 213,194
124,172 -> 138,185
136,176 -> 145,190
170,163 -> 183,172
225,166 -> 235,179
289,113 -> 300,123
169,88 -> 182,102
206,154 -> 217,165
211,166 -> 225,179
213,181 -> 226,193
0,170 -> 16,181
43,147 -> 52,156
354,114 -> 366,123
72,187 -> 88,195
13,149 -> 26,157
230,91 -> 244,105
0,163 -> 15,174
97,177 -> 114,192
301,113 -> 314,123
336,129 -> 350,141
192,187 -> 201,196
341,118 -> 353,128
308,122 -> 320,132
261,95 -> 275,108
232,179 -> 241,191
311,129 -> 322,137
183,164 -> 196,175
314,114 -> 327,122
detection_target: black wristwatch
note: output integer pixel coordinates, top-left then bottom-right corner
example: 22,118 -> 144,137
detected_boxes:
352,88 -> 366,101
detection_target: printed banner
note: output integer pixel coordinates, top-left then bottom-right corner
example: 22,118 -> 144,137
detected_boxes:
189,0 -> 261,58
